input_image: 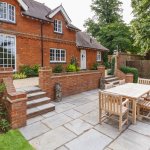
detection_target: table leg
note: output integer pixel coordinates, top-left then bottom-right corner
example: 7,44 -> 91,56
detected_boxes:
132,100 -> 137,124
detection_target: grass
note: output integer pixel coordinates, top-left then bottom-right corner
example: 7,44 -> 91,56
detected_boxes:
0,130 -> 34,150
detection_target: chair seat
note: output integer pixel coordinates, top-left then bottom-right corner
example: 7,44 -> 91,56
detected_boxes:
144,95 -> 150,101
138,100 -> 150,110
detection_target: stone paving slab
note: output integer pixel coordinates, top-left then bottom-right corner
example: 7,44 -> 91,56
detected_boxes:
19,122 -> 49,140
94,123 -> 121,139
81,110 -> 99,125
55,103 -> 76,113
30,126 -> 76,150
56,146 -> 68,150
63,109 -> 83,119
27,116 -> 44,125
66,129 -> 112,150
64,119 -> 93,135
129,121 -> 150,137
42,111 -> 57,118
109,129 -> 150,150
42,113 -> 72,129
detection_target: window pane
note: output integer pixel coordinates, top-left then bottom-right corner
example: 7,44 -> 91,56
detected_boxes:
61,50 -> 65,61
0,34 -> 16,69
56,49 -> 60,61
50,49 -> 55,61
0,2 -> 3,19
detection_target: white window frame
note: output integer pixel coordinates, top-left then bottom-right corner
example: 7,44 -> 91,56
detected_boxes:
97,51 -> 102,62
50,48 -> 66,63
0,2 -> 16,23
0,33 -> 16,71
54,19 -> 63,33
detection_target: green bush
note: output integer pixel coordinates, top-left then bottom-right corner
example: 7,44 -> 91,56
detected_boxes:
76,67 -> 80,72
53,64 -> 63,73
20,64 -> 40,77
0,83 -> 5,93
91,62 -> 100,70
13,72 -> 27,80
109,57 -> 115,75
0,119 -> 10,132
120,66 -> 139,83
66,64 -> 76,72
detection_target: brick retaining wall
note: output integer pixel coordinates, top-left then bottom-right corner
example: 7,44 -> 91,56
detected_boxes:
39,66 -> 105,100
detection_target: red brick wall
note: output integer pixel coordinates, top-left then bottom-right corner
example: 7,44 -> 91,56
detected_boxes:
39,66 -> 105,100
0,0 -> 102,71
0,67 -> 13,82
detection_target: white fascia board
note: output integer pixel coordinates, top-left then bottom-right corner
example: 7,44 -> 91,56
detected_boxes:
48,5 -> 71,24
17,0 -> 28,11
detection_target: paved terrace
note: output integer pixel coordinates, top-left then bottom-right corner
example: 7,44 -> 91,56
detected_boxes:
19,89 -> 150,150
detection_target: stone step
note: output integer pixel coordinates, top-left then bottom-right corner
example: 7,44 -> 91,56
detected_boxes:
105,77 -> 119,83
105,75 -> 115,79
27,97 -> 51,109
27,103 -> 55,119
27,91 -> 47,101
111,80 -> 120,85
16,86 -> 42,94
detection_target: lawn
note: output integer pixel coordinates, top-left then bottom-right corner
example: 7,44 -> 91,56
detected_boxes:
0,130 -> 34,150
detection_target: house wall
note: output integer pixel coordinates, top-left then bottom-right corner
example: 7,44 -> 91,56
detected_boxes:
0,0 -> 101,71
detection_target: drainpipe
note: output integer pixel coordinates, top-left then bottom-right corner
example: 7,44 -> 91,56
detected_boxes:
40,21 -> 44,67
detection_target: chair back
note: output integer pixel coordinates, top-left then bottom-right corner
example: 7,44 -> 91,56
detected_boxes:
138,78 -> 150,85
99,91 -> 122,115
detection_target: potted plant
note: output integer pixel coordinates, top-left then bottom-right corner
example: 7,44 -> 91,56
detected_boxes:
0,83 -> 6,98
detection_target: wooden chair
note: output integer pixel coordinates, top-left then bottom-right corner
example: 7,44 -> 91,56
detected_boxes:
105,83 -> 114,89
137,100 -> 150,120
119,79 -> 125,85
99,91 -> 129,131
138,78 -> 150,85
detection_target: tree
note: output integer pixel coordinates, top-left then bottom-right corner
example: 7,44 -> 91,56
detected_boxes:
131,0 -> 150,53
84,0 -> 137,54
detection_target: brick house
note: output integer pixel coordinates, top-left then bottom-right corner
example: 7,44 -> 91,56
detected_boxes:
0,0 -> 108,71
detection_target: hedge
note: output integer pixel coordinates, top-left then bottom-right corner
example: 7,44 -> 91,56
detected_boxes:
120,66 -> 138,83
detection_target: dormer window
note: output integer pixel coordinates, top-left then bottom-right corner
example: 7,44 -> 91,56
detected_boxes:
54,19 -> 62,33
0,2 -> 15,23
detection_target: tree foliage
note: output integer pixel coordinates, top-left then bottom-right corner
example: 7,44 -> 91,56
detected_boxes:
131,0 -> 150,53
84,0 -> 138,54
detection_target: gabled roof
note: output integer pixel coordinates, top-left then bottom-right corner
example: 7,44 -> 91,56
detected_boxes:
17,0 -> 28,11
76,32 -> 109,51
21,0 -> 52,22
47,5 -> 72,24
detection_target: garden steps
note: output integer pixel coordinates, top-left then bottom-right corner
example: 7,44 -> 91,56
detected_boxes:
16,86 -> 55,119
105,77 -> 119,83
27,103 -> 55,119
104,75 -> 120,87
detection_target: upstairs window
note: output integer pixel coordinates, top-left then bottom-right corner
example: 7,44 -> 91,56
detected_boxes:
97,51 -> 102,62
0,2 -> 15,23
54,19 -> 62,33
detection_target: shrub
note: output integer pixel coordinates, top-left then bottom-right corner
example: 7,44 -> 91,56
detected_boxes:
13,72 -> 27,80
20,64 -> 40,77
76,67 -> 80,72
109,57 -> 115,75
66,64 -> 76,72
0,119 -> 10,132
120,66 -> 138,83
0,83 -> 5,93
53,64 -> 63,73
91,62 -> 100,70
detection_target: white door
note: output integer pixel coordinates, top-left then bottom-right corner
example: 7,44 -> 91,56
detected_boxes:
80,50 -> 86,69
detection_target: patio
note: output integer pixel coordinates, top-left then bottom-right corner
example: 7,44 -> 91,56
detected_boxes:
19,89 -> 150,150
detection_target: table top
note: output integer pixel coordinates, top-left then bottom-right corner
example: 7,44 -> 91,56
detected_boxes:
104,83 -> 150,99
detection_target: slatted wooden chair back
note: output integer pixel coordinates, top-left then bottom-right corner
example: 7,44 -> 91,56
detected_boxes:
100,91 -> 122,115
138,78 -> 150,85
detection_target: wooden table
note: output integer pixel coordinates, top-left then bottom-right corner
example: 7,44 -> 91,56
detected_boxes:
104,83 -> 150,124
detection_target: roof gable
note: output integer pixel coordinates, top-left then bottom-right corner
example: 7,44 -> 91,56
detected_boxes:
48,5 -> 71,24
17,0 -> 28,11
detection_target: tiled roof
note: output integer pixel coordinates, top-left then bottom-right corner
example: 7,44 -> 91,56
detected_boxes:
76,32 -> 109,51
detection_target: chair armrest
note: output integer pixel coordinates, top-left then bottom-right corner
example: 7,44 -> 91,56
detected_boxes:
122,99 -> 129,106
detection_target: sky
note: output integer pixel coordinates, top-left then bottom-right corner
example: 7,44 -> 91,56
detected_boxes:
36,0 -> 133,30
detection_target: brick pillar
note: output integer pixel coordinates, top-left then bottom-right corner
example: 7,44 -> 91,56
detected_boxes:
3,78 -> 27,129
98,65 -> 105,77
0,67 -> 13,82
39,67 -> 52,92
125,73 -> 134,83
